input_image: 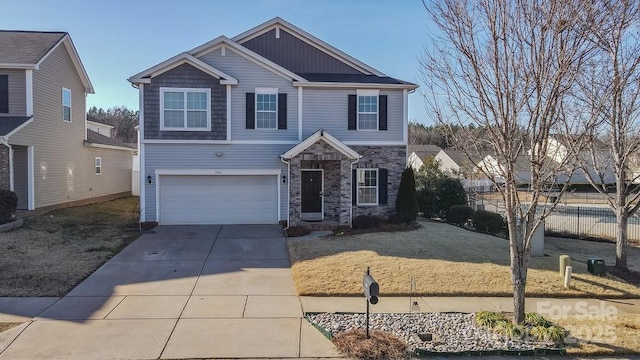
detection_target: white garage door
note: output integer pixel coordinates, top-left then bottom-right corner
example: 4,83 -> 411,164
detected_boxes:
158,175 -> 278,225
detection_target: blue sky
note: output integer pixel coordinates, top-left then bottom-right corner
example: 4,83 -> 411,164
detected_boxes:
1,0 -> 432,124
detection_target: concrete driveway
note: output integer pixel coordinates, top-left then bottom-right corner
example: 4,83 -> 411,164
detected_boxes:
0,225 -> 338,359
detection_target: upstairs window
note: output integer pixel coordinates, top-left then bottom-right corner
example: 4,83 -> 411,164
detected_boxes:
256,88 -> 277,129
160,87 -> 211,131
62,88 -> 71,122
358,93 -> 378,130
0,75 -> 8,113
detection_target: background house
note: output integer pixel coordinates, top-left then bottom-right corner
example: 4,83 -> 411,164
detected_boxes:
0,31 -> 134,210
408,144 -> 441,171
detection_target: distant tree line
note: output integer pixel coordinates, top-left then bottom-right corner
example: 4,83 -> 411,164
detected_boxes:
87,106 -> 138,144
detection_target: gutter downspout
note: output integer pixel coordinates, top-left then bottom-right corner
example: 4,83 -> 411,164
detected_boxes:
350,157 -> 362,228
280,156 -> 291,230
0,137 -> 13,191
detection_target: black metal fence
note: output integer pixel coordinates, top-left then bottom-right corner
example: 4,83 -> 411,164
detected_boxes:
543,205 -> 640,242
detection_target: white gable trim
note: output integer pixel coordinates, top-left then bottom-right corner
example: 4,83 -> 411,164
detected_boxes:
232,17 -> 386,77
281,129 -> 361,160
128,52 -> 238,85
189,36 -> 307,83
36,35 -> 95,94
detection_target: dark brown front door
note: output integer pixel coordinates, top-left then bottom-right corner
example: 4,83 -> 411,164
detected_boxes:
301,170 -> 322,214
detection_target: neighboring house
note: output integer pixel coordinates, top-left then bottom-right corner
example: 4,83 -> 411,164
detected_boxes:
546,135 -> 615,185
434,148 -> 486,178
477,154 -> 532,184
129,17 -> 417,226
87,120 -> 113,137
408,144 -> 441,171
0,31 -> 134,210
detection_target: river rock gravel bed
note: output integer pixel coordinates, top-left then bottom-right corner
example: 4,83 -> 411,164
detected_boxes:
306,312 -> 559,353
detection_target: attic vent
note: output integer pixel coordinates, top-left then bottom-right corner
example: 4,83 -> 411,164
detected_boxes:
275,27 -> 280,39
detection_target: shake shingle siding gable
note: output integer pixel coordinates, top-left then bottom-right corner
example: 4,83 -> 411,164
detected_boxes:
144,63 -> 227,140
240,29 -> 363,75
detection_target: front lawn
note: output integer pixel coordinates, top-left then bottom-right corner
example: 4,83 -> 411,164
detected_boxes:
288,220 -> 640,298
0,197 -> 140,296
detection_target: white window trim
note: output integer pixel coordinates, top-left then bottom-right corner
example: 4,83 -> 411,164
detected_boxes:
356,168 -> 379,206
159,87 -> 211,131
95,157 -> 102,175
62,87 -> 72,123
255,87 -> 278,130
356,89 -> 379,131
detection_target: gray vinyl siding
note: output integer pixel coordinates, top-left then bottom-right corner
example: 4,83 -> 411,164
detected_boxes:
198,48 -> 299,141
0,69 -> 26,116
302,88 -> 404,142
13,145 -> 28,209
240,29 -> 362,75
9,44 -> 132,208
143,143 -> 290,222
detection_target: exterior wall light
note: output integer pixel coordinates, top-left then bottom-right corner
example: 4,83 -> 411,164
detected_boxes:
147,175 -> 152,184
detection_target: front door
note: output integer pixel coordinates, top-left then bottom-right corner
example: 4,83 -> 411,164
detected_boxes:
301,170 -> 323,219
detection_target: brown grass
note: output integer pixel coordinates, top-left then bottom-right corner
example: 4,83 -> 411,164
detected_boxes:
333,329 -> 408,359
556,314 -> 640,355
288,220 -> 640,297
0,322 -> 22,334
0,197 -> 140,296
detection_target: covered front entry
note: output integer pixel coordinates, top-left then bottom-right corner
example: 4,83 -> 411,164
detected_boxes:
281,129 -> 361,226
157,174 -> 278,225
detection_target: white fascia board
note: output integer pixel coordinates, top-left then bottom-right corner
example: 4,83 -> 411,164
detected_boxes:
128,78 -> 151,84
190,37 -> 307,83
87,120 -> 115,129
142,139 -> 231,144
128,52 -> 238,85
4,117 -> 34,138
40,35 -> 95,93
0,63 -> 37,70
231,17 -> 386,77
293,82 -> 418,90
85,142 -> 135,152
155,168 -> 281,176
281,129 -> 360,160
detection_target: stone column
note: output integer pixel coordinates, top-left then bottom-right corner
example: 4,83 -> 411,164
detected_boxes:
289,157 -> 302,226
339,159 -> 352,225
0,145 -> 10,190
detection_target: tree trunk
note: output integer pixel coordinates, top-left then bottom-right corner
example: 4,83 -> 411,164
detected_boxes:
508,215 -> 527,324
616,212 -> 629,270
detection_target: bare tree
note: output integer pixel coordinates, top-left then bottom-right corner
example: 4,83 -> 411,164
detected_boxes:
578,0 -> 640,270
420,0 -> 594,324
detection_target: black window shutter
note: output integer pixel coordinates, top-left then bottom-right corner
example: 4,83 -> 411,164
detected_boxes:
378,168 -> 388,205
348,94 -> 356,130
245,92 -> 255,129
0,75 -> 8,113
352,169 -> 357,205
277,93 -> 287,129
379,95 -> 387,131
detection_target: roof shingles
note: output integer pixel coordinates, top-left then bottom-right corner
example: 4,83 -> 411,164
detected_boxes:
0,31 -> 66,65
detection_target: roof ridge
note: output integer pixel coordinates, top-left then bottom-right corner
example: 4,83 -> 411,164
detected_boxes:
0,29 -> 67,34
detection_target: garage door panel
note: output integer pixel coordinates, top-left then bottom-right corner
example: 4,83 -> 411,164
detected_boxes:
159,175 -> 278,225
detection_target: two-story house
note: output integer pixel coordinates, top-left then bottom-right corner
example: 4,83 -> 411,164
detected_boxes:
0,31 -> 134,210
129,18 -> 417,227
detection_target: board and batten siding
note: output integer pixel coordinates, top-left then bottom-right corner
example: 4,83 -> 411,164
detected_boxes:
9,44 -> 132,208
302,88 -> 404,142
198,47 -> 299,142
143,143 -> 290,222
0,69 -> 26,116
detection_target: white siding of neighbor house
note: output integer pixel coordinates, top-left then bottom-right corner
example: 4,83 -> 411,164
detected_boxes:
434,151 -> 460,175
0,69 -> 26,116
198,47 -> 299,142
143,143 -> 290,222
9,43 -> 132,208
301,88 -> 404,142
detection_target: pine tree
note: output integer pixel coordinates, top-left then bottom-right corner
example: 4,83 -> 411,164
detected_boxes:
395,167 -> 418,223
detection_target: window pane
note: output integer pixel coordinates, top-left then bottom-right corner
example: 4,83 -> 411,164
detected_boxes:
187,92 -> 207,110
358,188 -> 376,204
187,111 -> 207,128
358,113 -> 377,130
164,92 -> 184,110
164,110 -> 184,128
62,89 -> 71,106
63,106 -> 71,121
256,111 -> 276,129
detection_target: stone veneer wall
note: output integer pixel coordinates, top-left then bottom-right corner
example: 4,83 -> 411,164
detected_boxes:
351,145 -> 406,218
0,145 -> 9,190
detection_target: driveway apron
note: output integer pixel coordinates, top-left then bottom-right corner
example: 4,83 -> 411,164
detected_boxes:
0,224 -> 339,360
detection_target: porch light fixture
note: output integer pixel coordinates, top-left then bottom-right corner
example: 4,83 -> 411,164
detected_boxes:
147,175 -> 152,184
282,175 -> 287,184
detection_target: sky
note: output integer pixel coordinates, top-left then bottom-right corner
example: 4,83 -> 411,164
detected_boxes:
1,0 -> 433,124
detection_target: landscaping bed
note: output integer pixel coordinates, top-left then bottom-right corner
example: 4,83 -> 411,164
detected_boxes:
0,197 -> 140,296
288,220 -> 640,298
